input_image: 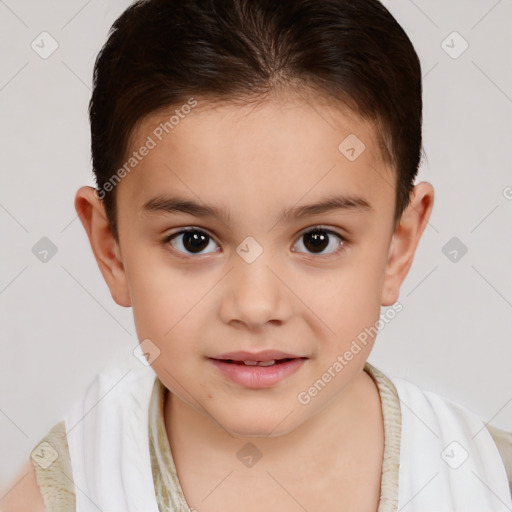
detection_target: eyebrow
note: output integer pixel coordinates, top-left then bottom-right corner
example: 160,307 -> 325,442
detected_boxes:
142,193 -> 373,223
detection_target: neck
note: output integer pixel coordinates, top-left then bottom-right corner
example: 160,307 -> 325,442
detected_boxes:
164,367 -> 384,474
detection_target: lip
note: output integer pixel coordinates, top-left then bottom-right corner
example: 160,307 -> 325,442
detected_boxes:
208,356 -> 307,389
211,350 -> 304,362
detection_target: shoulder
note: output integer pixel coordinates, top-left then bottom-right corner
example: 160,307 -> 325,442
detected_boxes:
79,362 -> 156,404
1,419 -> 76,512
0,458 -> 47,512
487,424 -> 512,493
386,370 -> 512,495
1,364 -> 156,512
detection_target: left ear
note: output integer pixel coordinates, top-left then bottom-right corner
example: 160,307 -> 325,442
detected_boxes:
381,181 -> 435,306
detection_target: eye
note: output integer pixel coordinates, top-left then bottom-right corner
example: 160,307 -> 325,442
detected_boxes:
163,228 -> 220,257
292,227 -> 346,257
162,226 -> 347,259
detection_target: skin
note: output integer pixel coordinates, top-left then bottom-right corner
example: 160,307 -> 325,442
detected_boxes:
74,90 -> 434,511
0,459 -> 46,512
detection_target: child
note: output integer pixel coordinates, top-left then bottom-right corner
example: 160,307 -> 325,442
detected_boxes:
2,0 -> 512,510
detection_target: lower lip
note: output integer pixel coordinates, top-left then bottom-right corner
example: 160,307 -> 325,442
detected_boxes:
209,358 -> 306,389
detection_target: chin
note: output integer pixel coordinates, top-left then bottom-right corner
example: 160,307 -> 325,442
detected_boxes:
218,410 -> 302,439
227,424 -> 293,439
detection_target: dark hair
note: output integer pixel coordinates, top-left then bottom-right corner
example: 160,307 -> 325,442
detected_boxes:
89,0 -> 423,241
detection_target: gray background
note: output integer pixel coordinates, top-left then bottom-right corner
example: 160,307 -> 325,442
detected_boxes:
1,0 -> 511,488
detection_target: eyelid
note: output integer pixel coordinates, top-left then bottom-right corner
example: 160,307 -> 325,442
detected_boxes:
165,224 -> 347,243
292,225 -> 348,259
296,224 -> 347,239
166,226 -> 218,241
163,224 -> 349,259
162,226 -> 220,260
165,225 -> 221,245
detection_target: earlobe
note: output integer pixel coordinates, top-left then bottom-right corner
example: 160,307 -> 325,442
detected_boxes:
74,186 -> 131,307
381,181 -> 435,306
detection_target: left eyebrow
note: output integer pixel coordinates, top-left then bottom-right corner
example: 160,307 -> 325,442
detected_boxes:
141,193 -> 373,224
279,194 -> 373,222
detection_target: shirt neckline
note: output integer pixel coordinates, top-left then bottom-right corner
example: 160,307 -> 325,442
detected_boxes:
148,361 -> 401,512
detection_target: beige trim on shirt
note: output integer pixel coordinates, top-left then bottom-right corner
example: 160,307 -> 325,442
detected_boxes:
31,363 -> 512,511
30,419 -> 76,512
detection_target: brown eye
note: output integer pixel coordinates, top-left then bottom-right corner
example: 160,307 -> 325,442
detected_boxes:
303,230 -> 329,253
166,229 -> 219,255
293,228 -> 345,257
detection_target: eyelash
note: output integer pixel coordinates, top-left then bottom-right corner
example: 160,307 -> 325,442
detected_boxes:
161,226 -> 348,261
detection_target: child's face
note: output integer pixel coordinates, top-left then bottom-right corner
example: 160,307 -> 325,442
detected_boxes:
76,92 -> 433,436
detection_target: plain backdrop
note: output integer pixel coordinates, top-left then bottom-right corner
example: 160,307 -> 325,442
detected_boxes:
1,0 -> 511,488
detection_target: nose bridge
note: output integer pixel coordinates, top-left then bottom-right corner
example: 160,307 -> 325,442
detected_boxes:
221,239 -> 291,327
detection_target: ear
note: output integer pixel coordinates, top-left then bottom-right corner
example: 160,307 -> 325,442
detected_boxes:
381,181 -> 434,306
74,186 -> 131,307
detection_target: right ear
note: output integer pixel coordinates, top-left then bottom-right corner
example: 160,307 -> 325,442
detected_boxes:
74,186 -> 131,307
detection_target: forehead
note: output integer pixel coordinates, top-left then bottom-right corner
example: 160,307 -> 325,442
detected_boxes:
118,93 -> 394,219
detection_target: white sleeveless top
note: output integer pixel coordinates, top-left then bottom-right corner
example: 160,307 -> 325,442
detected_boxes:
30,362 -> 512,511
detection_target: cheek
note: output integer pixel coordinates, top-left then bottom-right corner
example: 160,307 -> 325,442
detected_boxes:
315,245 -> 388,347
131,282 -> 197,345
124,251 -> 191,341
125,259 -> 209,369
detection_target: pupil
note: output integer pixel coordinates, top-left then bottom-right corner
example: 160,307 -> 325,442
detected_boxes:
304,230 -> 328,253
184,231 -> 209,253
180,230 -> 330,254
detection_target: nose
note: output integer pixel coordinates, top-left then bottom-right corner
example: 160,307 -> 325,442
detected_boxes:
218,250 -> 293,330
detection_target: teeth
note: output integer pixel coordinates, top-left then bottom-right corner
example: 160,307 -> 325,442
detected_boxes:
257,360 -> 276,366
242,359 -> 276,366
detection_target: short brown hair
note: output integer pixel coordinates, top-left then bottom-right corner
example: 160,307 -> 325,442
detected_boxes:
89,0 -> 423,240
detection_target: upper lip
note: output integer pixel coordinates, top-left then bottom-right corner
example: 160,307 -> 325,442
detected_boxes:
210,350 -> 306,362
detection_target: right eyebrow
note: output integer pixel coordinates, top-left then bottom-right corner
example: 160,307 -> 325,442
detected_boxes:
141,193 -> 373,224
142,195 -> 232,223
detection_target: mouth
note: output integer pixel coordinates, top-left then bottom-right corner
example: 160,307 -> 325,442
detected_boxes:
208,354 -> 308,388
214,357 -> 299,367
211,349 -> 305,362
